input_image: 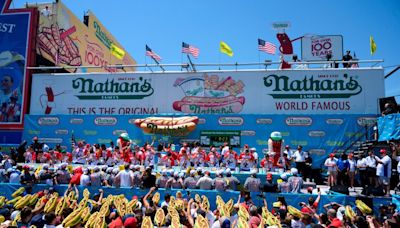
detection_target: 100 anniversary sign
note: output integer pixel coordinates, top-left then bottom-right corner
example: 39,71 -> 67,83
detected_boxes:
30,68 -> 384,115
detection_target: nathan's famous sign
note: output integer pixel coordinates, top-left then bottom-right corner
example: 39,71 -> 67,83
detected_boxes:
35,2 -> 136,73
30,69 -> 384,115
264,73 -> 361,99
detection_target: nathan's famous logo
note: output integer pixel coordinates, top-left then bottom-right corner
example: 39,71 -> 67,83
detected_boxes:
72,77 -> 153,100
172,74 -> 245,114
93,21 -> 113,49
285,117 -> 312,126
263,73 -> 362,99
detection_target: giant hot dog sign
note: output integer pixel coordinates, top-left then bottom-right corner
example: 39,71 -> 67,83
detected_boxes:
30,69 -> 384,115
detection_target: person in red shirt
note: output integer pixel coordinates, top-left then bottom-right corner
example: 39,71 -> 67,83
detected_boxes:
206,147 -> 220,167
300,190 -> 321,214
239,149 -> 255,171
70,166 -> 83,185
178,149 -> 190,168
260,154 -> 274,171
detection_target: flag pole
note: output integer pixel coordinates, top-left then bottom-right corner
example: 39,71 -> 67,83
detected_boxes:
152,58 -> 165,72
258,51 -> 261,69
186,55 -> 196,72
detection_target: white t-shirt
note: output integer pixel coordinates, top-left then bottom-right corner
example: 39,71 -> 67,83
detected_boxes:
324,158 -> 337,172
357,158 -> 367,170
117,170 -> 133,187
376,155 -> 392,177
365,156 -> 376,168
293,150 -> 306,162
80,174 -> 90,186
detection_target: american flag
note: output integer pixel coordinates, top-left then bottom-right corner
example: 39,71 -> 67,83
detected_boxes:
145,45 -> 161,61
258,39 -> 276,54
182,42 -> 199,58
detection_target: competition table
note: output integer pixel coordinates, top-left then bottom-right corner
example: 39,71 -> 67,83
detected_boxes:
18,163 -> 290,184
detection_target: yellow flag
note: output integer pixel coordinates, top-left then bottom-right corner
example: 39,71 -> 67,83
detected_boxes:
370,36 -> 376,55
110,43 -> 125,60
220,41 -> 233,57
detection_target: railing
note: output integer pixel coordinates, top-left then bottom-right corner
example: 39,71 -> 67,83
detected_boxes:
335,124 -> 376,154
26,59 -> 384,73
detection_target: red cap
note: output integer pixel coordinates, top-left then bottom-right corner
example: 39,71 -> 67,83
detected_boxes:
329,218 -> 342,228
132,196 -> 138,200
124,217 -> 137,228
380,149 -> 387,154
266,173 -> 273,180
329,153 -> 335,157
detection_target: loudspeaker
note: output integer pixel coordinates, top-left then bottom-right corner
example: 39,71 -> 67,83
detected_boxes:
361,186 -> 385,196
330,185 -> 349,195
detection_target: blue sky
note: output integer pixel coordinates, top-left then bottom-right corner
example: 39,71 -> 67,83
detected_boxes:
13,0 -> 400,96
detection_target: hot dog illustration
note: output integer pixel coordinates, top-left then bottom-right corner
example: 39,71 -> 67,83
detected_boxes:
134,116 -> 198,136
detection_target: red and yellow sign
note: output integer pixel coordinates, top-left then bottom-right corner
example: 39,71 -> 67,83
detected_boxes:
36,1 -> 136,73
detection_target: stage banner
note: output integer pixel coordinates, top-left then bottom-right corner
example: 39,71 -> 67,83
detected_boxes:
35,1 -> 136,73
29,69 -> 384,115
0,0 -> 37,129
23,114 -> 377,168
378,114 -> 400,141
301,35 -> 343,61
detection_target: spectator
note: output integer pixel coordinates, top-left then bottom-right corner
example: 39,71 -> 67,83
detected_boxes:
288,168 -> 303,193
166,171 -> 184,189
262,173 -> 277,192
196,170 -> 213,190
80,168 -> 91,186
324,153 -> 338,187
336,153 -> 349,186
244,170 -> 261,192
342,50 -> 353,68
213,170 -> 227,191
357,153 -> 368,187
278,173 -> 290,193
365,150 -> 378,188
375,149 -> 392,196
225,168 -> 240,191
90,166 -> 102,187
292,145 -> 307,177
155,169 -> 169,188
183,169 -> 197,189
142,167 -> 156,189
348,153 -> 356,189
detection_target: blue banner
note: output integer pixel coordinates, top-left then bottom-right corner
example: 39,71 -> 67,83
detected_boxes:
23,114 -> 377,168
378,114 -> 400,141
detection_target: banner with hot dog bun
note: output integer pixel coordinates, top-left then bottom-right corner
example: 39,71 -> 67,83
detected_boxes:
35,1 -> 136,73
30,69 -> 384,115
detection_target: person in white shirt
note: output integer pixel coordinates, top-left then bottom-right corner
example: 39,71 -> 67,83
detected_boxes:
80,168 -> 90,186
115,164 -> 134,187
40,6 -> 51,17
374,149 -> 392,196
292,145 -> 307,177
347,153 -> 356,188
356,153 -> 368,187
365,150 -> 377,187
324,153 -> 337,186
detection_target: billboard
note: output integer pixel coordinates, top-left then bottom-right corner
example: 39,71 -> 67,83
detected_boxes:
35,2 -> 136,73
30,69 -> 384,115
301,35 -> 343,61
0,0 -> 37,129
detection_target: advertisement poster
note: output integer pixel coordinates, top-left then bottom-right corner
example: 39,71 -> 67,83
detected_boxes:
36,1 -> 136,73
30,69 -> 384,115
0,0 -> 37,128
301,35 -> 343,61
